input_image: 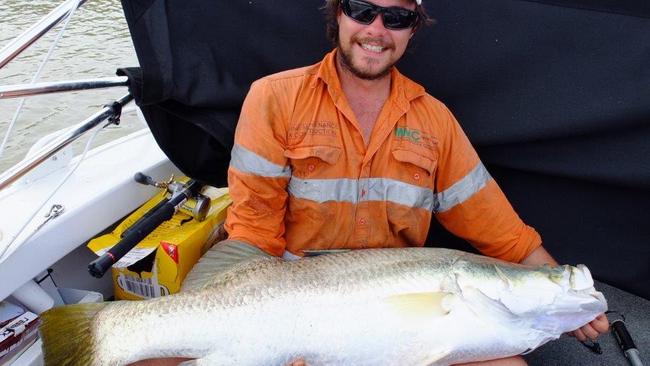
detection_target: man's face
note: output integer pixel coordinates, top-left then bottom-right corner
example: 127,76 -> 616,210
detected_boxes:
337,0 -> 416,80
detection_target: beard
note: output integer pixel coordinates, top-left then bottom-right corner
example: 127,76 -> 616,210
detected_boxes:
337,36 -> 396,81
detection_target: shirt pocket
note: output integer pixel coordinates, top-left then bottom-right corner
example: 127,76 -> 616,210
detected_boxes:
391,147 -> 438,187
284,145 -> 341,178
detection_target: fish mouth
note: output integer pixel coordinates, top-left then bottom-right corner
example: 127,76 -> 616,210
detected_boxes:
551,290 -> 607,313
571,290 -> 608,313
546,265 -> 607,314
528,289 -> 607,336
459,266 -> 607,322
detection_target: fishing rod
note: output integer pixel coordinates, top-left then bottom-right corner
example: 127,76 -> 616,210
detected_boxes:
88,176 -> 206,278
609,312 -> 644,366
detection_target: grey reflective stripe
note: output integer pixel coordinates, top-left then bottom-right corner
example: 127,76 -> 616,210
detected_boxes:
230,144 -> 291,178
433,162 -> 492,213
288,177 -> 359,204
365,178 -> 434,211
288,177 -> 434,210
288,163 -> 490,212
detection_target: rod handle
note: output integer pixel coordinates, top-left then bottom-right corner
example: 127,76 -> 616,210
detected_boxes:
612,320 -> 637,351
88,255 -> 116,278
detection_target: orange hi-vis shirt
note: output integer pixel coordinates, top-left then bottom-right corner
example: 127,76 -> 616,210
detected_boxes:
225,50 -> 541,263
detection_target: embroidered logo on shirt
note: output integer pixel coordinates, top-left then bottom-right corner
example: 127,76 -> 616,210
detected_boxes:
395,127 -> 421,143
288,121 -> 338,140
394,126 -> 438,149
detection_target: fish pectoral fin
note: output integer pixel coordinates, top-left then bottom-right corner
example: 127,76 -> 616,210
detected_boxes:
384,292 -> 452,320
181,240 -> 274,292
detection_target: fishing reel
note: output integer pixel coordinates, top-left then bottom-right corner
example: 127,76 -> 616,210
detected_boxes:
134,172 -> 210,222
89,173 -> 209,278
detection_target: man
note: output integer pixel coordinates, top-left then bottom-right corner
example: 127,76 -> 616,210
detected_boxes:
132,0 -> 607,365
225,0 -> 608,364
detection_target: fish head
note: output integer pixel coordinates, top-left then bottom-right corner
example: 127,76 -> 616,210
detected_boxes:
524,264 -> 607,333
452,259 -> 607,337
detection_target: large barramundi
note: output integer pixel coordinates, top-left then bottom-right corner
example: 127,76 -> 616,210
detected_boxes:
40,246 -> 607,365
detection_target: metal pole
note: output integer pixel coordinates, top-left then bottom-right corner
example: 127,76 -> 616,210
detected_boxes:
0,0 -> 87,69
0,93 -> 134,191
0,77 -> 129,99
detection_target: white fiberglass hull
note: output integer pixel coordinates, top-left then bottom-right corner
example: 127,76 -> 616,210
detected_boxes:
0,128 -> 180,302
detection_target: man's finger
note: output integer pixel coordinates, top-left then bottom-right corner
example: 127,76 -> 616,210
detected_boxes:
590,314 -> 610,333
573,328 -> 587,342
580,323 -> 599,340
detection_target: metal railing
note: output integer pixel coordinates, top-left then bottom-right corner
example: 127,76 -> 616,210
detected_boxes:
0,0 -> 135,191
0,94 -> 134,191
0,77 -> 129,99
0,0 -> 87,69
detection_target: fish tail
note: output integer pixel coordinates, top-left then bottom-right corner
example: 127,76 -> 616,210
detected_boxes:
40,302 -> 108,366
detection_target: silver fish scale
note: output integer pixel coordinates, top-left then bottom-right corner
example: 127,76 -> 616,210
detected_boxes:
181,248 -> 454,305
91,249 -> 460,363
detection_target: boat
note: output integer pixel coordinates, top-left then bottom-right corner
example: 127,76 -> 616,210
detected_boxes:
0,0 -> 648,365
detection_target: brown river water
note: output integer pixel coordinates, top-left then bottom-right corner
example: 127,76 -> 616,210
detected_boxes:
0,0 -> 141,172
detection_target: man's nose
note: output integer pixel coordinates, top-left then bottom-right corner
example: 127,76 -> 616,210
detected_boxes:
366,12 -> 388,32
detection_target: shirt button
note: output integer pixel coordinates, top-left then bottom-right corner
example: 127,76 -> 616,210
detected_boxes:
359,218 -> 366,225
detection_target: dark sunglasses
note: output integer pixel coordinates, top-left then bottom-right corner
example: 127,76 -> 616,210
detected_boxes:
340,0 -> 419,30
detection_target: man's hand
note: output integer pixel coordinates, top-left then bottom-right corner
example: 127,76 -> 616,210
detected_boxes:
570,313 -> 610,341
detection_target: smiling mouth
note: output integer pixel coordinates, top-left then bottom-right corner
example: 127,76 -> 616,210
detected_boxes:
359,43 -> 385,53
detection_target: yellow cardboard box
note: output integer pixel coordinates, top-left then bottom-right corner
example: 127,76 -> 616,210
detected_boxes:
88,185 -> 231,300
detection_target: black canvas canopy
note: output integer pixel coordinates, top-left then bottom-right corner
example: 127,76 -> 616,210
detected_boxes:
119,0 -> 650,299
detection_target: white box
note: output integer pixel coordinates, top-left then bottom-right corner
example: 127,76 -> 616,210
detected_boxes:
58,288 -> 103,304
0,312 -> 39,366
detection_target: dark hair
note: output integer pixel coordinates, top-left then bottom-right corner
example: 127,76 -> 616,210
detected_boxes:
323,0 -> 434,45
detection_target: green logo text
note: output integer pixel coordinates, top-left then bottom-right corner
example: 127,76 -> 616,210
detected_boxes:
394,127 -> 421,143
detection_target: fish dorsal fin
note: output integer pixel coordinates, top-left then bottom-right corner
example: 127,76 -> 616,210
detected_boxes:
384,292 -> 452,322
181,240 -> 274,292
